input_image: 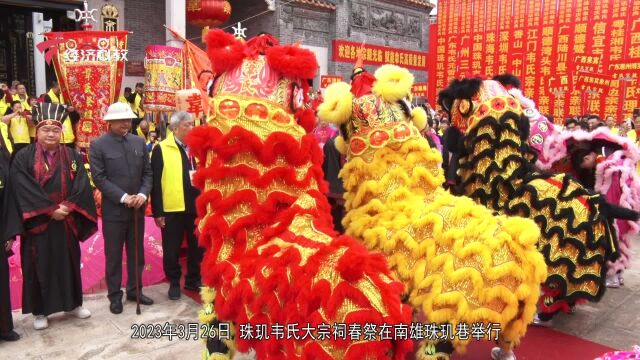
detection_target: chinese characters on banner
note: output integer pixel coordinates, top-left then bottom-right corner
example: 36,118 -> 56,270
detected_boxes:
46,31 -> 128,148
412,83 -> 428,97
431,0 -> 640,121
144,45 -> 184,112
576,73 -> 614,93
332,40 -> 427,71
320,75 -> 343,89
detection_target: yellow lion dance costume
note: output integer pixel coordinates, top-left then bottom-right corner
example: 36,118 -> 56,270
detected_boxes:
188,31 -> 414,360
318,65 -> 547,360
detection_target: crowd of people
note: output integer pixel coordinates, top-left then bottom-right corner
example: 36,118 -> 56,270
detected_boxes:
0,80 -> 203,343
0,38 -> 639,360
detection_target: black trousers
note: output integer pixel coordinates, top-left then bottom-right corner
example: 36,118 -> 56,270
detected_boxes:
328,197 -> 345,234
103,217 -> 146,302
161,212 -> 202,287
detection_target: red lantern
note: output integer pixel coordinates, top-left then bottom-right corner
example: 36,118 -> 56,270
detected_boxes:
187,0 -> 232,28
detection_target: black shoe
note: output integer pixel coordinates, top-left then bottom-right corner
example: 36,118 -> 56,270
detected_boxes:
168,285 -> 181,300
126,293 -> 154,305
0,330 -> 20,341
184,281 -> 202,292
110,299 -> 123,314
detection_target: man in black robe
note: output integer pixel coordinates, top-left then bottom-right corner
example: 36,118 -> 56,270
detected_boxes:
0,126 -> 18,341
3,102 -> 97,330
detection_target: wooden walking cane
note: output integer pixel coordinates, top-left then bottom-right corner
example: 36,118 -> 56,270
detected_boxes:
134,207 -> 141,315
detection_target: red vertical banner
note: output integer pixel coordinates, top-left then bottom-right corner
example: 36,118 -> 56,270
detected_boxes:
568,0 -> 589,117
554,0 -> 572,120
523,0 -> 539,99
496,0 -> 512,75
470,0 -> 485,74
445,0 -> 459,82
625,0 -> 640,116
609,0 -> 629,120
457,0 -> 472,73
484,0 -> 498,77
538,0 -> 556,115
435,0 -> 448,95
508,0 -> 526,78
428,23 -> 438,106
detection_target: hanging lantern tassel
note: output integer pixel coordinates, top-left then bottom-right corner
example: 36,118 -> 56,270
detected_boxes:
187,0 -> 232,28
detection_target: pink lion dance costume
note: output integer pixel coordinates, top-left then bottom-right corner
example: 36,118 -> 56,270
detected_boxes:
187,30 -> 412,359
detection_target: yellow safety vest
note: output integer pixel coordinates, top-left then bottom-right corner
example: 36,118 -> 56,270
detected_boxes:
158,133 -> 188,212
0,122 -> 12,154
0,96 -> 10,116
136,123 -> 156,141
133,93 -> 145,118
118,95 -> 128,104
47,90 -> 75,143
9,114 -> 31,144
14,95 -> 34,138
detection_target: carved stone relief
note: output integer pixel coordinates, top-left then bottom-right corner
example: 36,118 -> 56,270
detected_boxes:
370,6 -> 404,35
351,3 -> 368,28
406,15 -> 420,38
351,3 -> 421,38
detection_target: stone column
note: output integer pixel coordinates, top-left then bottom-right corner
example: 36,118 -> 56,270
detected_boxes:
32,12 -> 52,96
166,0 -> 185,48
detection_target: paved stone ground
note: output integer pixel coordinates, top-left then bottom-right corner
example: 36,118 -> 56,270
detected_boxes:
2,243 -> 639,359
3,284 -> 202,360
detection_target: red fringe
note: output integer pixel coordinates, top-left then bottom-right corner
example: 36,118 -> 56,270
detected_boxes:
266,44 -> 319,80
245,33 -> 280,58
205,29 -> 246,75
295,108 -> 316,134
192,118 -> 413,359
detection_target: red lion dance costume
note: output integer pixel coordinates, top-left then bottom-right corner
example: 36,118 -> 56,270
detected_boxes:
187,30 -> 413,359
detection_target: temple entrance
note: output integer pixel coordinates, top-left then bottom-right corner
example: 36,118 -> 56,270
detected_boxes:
0,2 -> 78,96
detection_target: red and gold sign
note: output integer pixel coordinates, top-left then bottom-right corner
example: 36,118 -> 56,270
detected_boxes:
320,75 -> 342,89
412,83 -> 428,97
45,30 -> 128,148
432,0 -> 640,120
576,73 -> 613,93
144,45 -> 184,112
186,0 -> 231,28
575,55 -> 602,73
333,40 -> 428,71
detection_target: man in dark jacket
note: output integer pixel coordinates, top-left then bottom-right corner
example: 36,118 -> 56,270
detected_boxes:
89,102 -> 153,314
151,111 -> 202,300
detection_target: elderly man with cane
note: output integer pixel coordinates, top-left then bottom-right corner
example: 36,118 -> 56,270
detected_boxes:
90,102 -> 153,314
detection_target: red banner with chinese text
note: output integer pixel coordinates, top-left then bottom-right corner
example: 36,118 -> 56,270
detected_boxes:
320,75 -> 343,89
576,72 -> 613,93
46,31 -> 128,148
412,83 -> 428,98
433,0 -> 640,120
332,40 -> 427,71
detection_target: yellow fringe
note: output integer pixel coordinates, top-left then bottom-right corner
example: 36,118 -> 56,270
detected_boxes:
340,137 -> 547,353
372,65 -> 414,102
334,135 -> 347,155
317,82 -> 353,125
412,106 -> 428,131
